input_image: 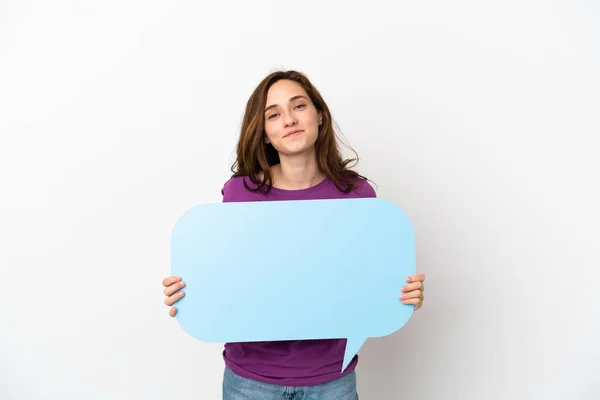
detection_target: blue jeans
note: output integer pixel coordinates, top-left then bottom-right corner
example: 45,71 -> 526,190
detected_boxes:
222,367 -> 359,400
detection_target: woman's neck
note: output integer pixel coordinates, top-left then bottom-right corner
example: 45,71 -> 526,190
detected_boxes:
271,153 -> 326,190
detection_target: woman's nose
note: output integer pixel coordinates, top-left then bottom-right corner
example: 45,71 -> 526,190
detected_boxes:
283,112 -> 297,126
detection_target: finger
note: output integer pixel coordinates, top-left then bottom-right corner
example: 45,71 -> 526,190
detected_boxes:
406,273 -> 425,283
413,295 -> 425,311
169,307 -> 177,317
401,281 -> 424,293
401,297 -> 422,306
163,280 -> 186,296
399,290 -> 423,300
162,276 -> 181,287
164,290 -> 185,306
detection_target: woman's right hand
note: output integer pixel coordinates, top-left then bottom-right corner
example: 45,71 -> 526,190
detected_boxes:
162,275 -> 186,317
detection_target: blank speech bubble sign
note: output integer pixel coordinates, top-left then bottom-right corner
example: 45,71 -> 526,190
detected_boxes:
170,197 -> 416,372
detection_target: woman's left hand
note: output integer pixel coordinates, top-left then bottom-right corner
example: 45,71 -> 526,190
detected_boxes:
400,273 -> 425,311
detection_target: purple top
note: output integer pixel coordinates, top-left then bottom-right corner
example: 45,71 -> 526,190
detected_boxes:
219,175 -> 377,386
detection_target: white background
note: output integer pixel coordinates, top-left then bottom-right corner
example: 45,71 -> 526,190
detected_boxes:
1,1 -> 599,399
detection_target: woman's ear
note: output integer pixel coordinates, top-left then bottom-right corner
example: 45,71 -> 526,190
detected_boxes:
318,112 -> 323,125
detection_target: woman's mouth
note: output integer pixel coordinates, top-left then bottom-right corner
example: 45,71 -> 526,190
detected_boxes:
284,130 -> 303,138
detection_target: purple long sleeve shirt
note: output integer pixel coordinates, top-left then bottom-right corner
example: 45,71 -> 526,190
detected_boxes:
219,174 -> 377,386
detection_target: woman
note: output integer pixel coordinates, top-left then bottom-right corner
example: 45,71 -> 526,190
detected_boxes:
162,70 -> 426,399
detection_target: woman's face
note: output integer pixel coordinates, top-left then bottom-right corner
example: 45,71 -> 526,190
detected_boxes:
263,79 -> 322,158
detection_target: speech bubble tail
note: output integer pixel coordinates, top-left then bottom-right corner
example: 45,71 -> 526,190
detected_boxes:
341,337 -> 366,373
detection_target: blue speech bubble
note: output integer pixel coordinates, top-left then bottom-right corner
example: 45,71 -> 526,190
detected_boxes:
170,198 -> 415,372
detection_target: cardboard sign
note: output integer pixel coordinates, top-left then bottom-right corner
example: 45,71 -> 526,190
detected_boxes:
170,198 -> 416,371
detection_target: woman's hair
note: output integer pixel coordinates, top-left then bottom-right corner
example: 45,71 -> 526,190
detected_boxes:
230,69 -> 368,193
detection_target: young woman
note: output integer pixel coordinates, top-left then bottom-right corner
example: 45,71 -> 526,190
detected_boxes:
162,70 -> 426,399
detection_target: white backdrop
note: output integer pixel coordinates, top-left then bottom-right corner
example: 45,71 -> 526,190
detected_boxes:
1,1 -> 599,399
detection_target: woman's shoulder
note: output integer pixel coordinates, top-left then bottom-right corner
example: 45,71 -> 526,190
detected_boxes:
221,175 -> 244,192
221,175 -> 264,202
347,175 -> 377,198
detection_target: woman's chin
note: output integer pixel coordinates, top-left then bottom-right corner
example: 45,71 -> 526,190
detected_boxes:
274,138 -> 317,157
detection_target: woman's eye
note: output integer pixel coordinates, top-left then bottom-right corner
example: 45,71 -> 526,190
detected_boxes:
267,105 -> 304,120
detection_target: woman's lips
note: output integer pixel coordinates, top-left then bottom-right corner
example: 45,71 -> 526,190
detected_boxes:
284,130 -> 303,138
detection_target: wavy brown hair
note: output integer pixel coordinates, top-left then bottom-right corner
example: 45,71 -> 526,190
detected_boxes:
230,69 -> 368,193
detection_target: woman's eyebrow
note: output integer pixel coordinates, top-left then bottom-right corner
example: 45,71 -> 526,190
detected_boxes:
264,95 -> 308,113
